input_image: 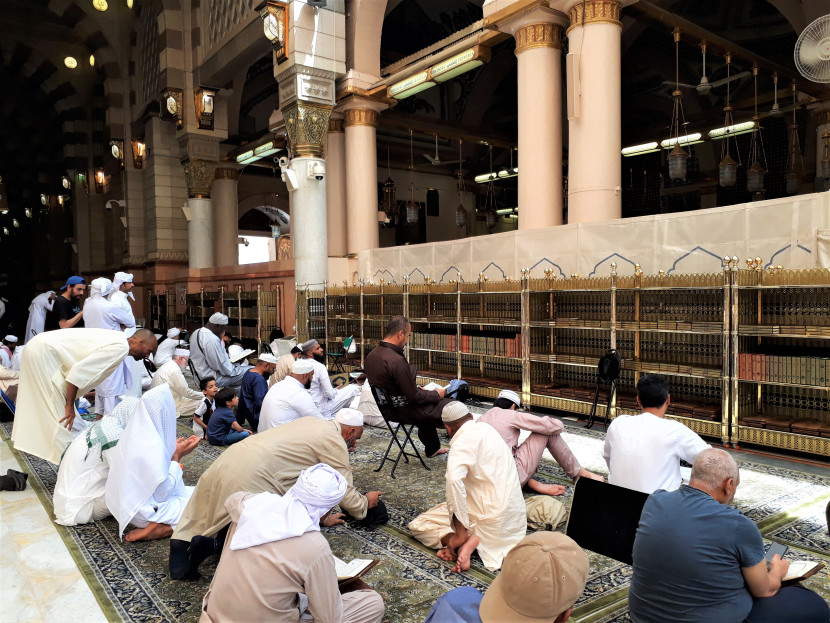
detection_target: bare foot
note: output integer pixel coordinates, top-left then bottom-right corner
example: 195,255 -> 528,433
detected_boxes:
452,534 -> 479,573
428,448 -> 449,458
125,522 -> 174,542
526,478 -> 567,496
574,468 -> 605,483
436,547 -> 457,562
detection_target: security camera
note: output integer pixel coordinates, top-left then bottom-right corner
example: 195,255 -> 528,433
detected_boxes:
308,162 -> 325,181
282,167 -> 299,192
277,155 -> 290,169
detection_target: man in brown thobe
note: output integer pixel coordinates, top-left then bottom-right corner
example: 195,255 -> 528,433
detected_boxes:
363,315 -> 450,457
169,415 -> 382,580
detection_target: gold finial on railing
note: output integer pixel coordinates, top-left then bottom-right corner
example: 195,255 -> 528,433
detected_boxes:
570,273 -> 579,279
610,262 -> 617,276
722,256 -> 731,267
635,263 -> 642,275
478,272 -> 484,282
658,270 -> 666,276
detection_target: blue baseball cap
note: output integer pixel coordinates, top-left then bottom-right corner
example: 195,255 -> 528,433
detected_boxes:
60,276 -> 86,291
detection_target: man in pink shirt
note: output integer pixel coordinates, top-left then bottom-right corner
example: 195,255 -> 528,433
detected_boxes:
478,390 -> 604,495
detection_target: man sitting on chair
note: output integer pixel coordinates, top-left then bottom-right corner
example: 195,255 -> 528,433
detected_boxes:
299,339 -> 359,419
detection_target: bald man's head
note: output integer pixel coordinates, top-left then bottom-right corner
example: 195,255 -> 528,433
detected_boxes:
127,328 -> 158,359
689,448 -> 739,504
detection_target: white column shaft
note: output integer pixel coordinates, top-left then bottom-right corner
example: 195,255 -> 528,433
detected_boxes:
291,157 -> 328,287
326,131 -> 348,256
188,198 -> 214,269
345,124 -> 379,254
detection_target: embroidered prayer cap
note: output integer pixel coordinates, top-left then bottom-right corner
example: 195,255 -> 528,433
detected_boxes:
497,389 -> 521,407
291,358 -> 314,374
166,327 -> 181,339
173,348 -> 190,358
441,400 -> 470,423
208,312 -> 229,325
480,532 -> 589,623
258,353 -> 278,364
300,339 -> 319,352
3,335 -> 18,343
60,275 -> 86,291
335,408 -> 364,427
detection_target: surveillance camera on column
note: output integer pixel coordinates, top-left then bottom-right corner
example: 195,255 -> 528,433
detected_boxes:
308,162 -> 325,181
276,155 -> 290,170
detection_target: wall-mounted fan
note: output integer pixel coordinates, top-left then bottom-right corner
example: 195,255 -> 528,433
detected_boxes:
794,15 -> 830,84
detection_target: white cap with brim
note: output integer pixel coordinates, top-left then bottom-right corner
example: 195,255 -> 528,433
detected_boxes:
335,408 -> 364,427
292,359 -> 314,374
497,389 -> 521,407
258,353 -> 278,364
441,401 -> 470,423
209,313 -> 229,325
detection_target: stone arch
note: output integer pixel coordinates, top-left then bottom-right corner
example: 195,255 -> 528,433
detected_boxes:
346,0 -> 388,80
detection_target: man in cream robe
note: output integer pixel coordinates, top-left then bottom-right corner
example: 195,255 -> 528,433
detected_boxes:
408,402 -> 526,572
12,328 -> 158,465
150,349 -> 204,418
25,290 -> 56,342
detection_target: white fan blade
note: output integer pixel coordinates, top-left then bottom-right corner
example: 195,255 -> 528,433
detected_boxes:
709,71 -> 750,89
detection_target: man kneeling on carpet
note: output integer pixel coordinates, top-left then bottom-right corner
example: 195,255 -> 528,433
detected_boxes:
199,463 -> 385,623
104,384 -> 200,541
424,532 -> 590,623
169,410 -> 384,580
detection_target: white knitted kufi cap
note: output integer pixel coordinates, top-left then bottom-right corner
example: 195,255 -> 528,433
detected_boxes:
173,348 -> 190,357
497,389 -> 521,407
4,335 -> 18,343
335,408 -> 364,427
292,358 -> 314,374
209,312 -> 229,325
441,400 -> 470,423
258,353 -> 278,364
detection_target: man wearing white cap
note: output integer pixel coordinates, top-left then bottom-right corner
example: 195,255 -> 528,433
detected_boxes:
150,348 -> 205,418
155,328 -> 182,367
0,335 -> 18,369
236,353 -> 278,431
479,390 -> 603,496
169,413 -> 383,580
299,339 -> 360,419
83,277 -> 138,416
189,313 -> 252,389
425,532 -> 590,623
409,401 -> 526,573
258,358 -> 322,432
199,463 -> 385,623
25,290 -> 56,343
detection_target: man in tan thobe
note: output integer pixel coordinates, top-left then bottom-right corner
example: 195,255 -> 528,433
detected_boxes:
169,413 -> 383,580
199,464 -> 384,623
11,328 -> 158,464
268,344 -> 301,388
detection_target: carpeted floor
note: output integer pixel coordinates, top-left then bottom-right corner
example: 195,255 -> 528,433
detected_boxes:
2,407 -> 829,623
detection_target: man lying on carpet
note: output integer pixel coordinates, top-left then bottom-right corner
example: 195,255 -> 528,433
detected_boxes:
409,401 -> 526,573
104,385 -> 200,542
424,532 -> 590,623
479,389 -> 604,495
54,397 -> 140,526
169,410 -> 385,580
199,463 -> 385,623
629,448 -> 829,623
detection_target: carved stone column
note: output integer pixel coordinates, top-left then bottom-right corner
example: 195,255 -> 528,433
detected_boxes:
183,159 -> 217,269
213,167 -> 240,268
326,116 -> 347,257
342,100 -> 385,253
565,0 -> 623,223
282,101 -> 334,159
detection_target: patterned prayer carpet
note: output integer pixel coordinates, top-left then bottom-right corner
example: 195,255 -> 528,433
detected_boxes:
2,409 -> 829,623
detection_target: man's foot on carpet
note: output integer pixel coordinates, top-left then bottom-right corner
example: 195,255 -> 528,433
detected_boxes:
573,468 -> 605,483
428,448 -> 448,458
451,534 -> 479,573
125,522 -> 174,542
526,478 -> 566,496
436,546 -> 457,562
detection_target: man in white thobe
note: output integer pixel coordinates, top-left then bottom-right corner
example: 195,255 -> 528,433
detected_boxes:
155,327 -> 182,366
1,335 -> 18,369
25,290 -> 56,343
11,328 -> 158,465
105,384 -> 200,542
83,278 -> 137,415
150,348 -> 204,418
54,397 -> 140,526
258,359 -> 320,432
107,272 -> 146,399
300,340 -> 359,419
189,313 -> 252,389
408,401 -> 527,572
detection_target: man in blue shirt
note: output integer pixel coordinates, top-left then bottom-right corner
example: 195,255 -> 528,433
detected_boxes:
629,448 -> 828,623
207,388 -> 251,446
236,353 -> 277,431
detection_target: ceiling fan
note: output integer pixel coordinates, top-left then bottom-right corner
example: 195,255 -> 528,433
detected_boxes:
423,133 -> 462,166
662,40 -> 750,94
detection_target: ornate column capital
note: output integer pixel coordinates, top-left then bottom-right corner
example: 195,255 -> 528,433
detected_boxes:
567,0 -> 622,32
343,108 -> 379,128
514,23 -> 564,55
183,159 -> 218,198
282,100 -> 333,159
214,167 -> 240,181
328,118 -> 345,133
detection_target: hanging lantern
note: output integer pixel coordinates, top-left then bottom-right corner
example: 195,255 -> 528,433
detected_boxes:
785,171 -> 799,195
12,218 -> 20,228
455,204 -> 467,228
382,177 -> 396,219
2,227 -> 8,236
667,144 -> 688,182
406,201 -> 418,224
486,208 -> 498,229
820,131 -> 830,180
24,207 -> 32,218
40,193 -> 48,206
746,160 -> 764,193
719,153 -> 737,187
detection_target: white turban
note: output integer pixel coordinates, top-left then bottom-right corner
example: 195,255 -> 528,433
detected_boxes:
497,389 -> 522,407
166,328 -> 181,339
258,353 -> 278,364
230,463 -> 347,551
441,400 -> 470,423
291,359 -> 314,374
89,277 -> 113,299
173,348 -> 190,358
335,408 -> 364,427
110,272 -> 135,301
4,335 -> 18,343
209,312 -> 229,325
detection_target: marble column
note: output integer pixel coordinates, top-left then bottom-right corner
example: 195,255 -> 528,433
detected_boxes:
343,104 -> 382,254
326,117 -> 347,257
565,0 -> 623,223
514,20 -> 566,229
183,159 -> 217,269
212,167 -> 240,268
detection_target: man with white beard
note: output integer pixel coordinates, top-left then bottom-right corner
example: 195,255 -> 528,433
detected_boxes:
150,348 -> 205,418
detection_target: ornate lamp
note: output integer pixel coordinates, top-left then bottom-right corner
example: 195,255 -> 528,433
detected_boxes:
381,140 -> 396,222
161,88 -> 183,129
61,176 -> 71,189
110,139 -> 125,169
718,53 -> 740,187
746,65 -> 767,194
94,168 -> 106,193
194,87 -> 216,130
260,1 -> 289,63
131,137 -> 146,169
406,129 -> 418,225
666,29 -> 689,183
820,131 -> 830,180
